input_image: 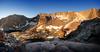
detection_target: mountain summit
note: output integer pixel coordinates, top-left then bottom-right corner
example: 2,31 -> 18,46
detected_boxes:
31,8 -> 100,38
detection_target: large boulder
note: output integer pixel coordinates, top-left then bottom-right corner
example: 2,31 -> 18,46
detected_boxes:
25,40 -> 100,52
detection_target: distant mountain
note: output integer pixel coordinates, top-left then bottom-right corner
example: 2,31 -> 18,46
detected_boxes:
0,14 -> 36,33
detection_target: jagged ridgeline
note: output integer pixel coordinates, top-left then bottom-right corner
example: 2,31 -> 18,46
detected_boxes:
0,8 -> 100,52
0,8 -> 100,42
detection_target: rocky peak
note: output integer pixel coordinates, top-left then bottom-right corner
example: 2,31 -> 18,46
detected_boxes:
0,14 -> 31,33
33,8 -> 100,38
79,8 -> 98,19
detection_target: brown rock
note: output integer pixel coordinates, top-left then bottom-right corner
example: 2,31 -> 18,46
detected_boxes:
34,8 -> 100,38
0,14 -> 29,33
0,31 -> 5,42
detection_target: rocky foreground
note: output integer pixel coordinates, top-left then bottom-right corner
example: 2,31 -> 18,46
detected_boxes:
0,8 -> 100,52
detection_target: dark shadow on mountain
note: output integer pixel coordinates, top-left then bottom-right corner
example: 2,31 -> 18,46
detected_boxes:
66,17 -> 100,45
0,14 -> 39,33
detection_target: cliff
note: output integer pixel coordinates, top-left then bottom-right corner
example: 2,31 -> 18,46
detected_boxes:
32,8 -> 100,38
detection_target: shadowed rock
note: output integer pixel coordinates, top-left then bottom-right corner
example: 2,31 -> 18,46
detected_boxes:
0,14 -> 31,33
25,40 -> 100,52
66,18 -> 100,45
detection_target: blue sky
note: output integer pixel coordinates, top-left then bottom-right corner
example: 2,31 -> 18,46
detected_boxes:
0,0 -> 100,18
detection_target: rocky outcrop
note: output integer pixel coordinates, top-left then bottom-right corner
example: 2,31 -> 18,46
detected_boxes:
25,40 -> 100,52
66,18 -> 100,45
1,39 -> 100,52
0,31 -> 5,43
79,8 -> 98,19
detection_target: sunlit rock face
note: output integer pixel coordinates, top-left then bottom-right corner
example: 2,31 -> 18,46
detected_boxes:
79,8 -> 98,19
34,8 -> 100,38
36,14 -> 65,38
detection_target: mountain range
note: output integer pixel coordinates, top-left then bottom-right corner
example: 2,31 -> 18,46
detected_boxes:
0,8 -> 100,52
27,8 -> 100,38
